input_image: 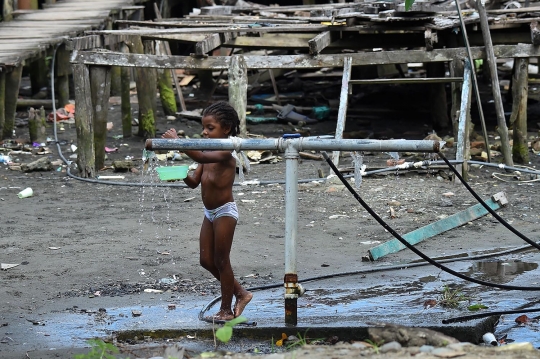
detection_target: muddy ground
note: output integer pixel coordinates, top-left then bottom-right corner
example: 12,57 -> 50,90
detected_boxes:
2,82 -> 540,358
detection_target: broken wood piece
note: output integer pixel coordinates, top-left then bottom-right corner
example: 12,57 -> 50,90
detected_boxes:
531,21 -> 540,45
21,157 -> 52,172
424,28 -> 437,51
308,31 -> 332,56
368,192 -> 508,260
299,152 -> 323,160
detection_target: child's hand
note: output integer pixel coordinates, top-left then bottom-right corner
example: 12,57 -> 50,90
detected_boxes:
162,128 -> 178,139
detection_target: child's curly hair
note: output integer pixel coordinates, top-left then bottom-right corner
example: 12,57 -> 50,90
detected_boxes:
202,101 -> 240,137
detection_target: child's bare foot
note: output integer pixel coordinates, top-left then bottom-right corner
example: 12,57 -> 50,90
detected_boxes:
205,309 -> 235,322
233,291 -> 253,317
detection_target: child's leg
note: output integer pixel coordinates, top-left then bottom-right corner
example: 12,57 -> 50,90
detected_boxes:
212,216 -> 253,318
199,217 -> 234,320
200,216 -> 252,318
211,216 -> 237,318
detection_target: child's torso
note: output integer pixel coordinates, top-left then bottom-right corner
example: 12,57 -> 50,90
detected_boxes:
200,157 -> 236,210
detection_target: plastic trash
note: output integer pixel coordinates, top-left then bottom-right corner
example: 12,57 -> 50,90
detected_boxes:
17,188 -> 33,199
0,155 -> 11,164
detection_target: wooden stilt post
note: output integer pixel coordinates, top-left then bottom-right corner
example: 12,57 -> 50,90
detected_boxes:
199,70 -> 215,101
28,107 -> 46,143
55,44 -> 71,108
126,36 -> 156,138
3,64 -> 22,140
456,61 -> 473,182
426,62 -> 449,132
477,0 -> 513,166
510,58 -> 530,164
156,42 -> 177,116
120,42 -> 132,138
91,66 -> 112,171
73,64 -> 95,178
229,55 -> 248,138
153,2 -> 186,112
143,40 -> 158,118
29,57 -> 48,96
450,59 -> 464,140
0,71 -> 5,138
108,17 -> 122,97
332,56 -> 352,167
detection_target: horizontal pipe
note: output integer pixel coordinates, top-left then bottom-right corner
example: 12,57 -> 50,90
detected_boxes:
146,138 -> 440,153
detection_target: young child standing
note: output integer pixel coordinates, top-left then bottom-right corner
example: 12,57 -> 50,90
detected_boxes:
162,102 -> 252,321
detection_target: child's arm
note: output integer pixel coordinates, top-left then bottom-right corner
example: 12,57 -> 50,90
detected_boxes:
183,163 -> 202,188
184,150 -> 232,164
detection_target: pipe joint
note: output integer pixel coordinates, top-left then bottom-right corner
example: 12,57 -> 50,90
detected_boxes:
284,142 -> 299,159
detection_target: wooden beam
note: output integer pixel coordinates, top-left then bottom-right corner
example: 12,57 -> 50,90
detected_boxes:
350,77 -> 463,85
195,32 -> 236,55
71,44 -> 540,70
87,25 -> 340,37
308,31 -> 332,55
368,192 -> 508,261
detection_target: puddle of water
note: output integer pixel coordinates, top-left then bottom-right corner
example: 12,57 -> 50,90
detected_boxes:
465,261 -> 538,284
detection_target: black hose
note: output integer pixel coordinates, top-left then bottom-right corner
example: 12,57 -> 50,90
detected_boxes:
438,152 -> 540,252
443,307 -> 540,324
321,151 -> 540,291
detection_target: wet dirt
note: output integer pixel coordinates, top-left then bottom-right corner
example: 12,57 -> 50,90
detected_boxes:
2,86 -> 540,358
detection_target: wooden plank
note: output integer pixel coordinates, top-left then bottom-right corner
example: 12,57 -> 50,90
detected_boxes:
71,44 -> 540,70
332,56 -> 352,167
195,33 -> 226,55
349,77 -> 463,85
226,33 -> 313,49
368,192 -> 508,261
67,35 -> 104,50
308,31 -> 332,55
88,25 -> 347,37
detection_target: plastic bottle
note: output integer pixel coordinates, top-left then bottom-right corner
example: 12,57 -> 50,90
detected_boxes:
0,155 -> 11,164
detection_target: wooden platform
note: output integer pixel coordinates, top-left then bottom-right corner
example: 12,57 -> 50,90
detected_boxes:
0,0 -> 145,68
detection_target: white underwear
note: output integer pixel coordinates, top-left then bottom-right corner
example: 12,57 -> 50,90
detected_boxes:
204,201 -> 239,222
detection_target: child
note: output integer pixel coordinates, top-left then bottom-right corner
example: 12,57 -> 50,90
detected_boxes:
162,102 -> 252,321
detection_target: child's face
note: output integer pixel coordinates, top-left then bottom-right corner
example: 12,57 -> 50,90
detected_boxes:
201,115 -> 230,139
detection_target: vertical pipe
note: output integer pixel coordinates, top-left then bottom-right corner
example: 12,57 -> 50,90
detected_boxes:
284,141 -> 299,326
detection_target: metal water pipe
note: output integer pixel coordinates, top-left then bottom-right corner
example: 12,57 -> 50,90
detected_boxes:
146,136 -> 440,326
